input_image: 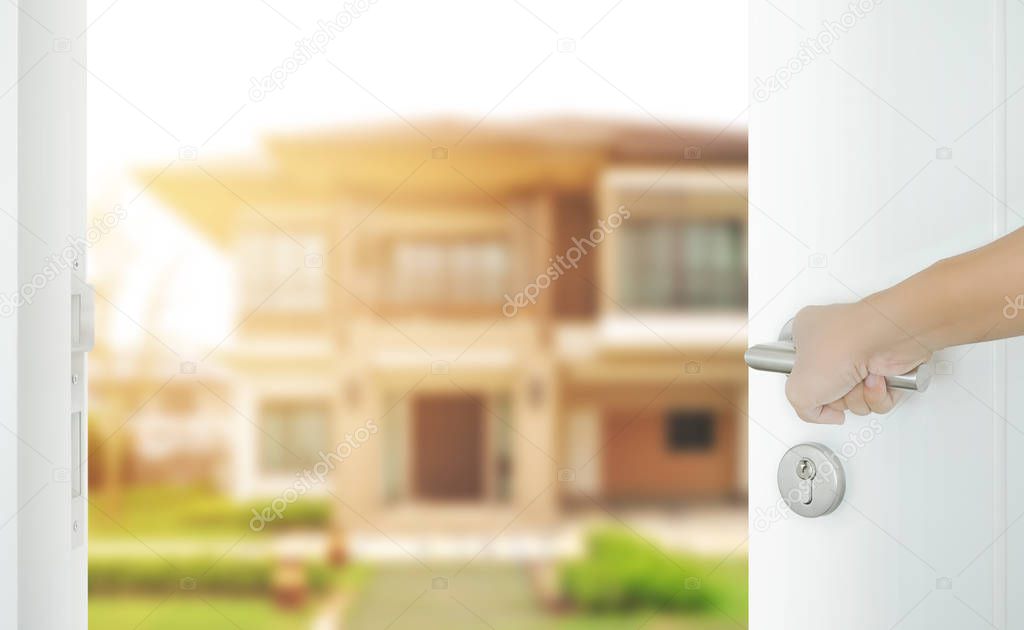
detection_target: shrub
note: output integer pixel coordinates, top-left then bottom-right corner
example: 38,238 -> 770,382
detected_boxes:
185,498 -> 331,532
89,555 -> 331,595
244,498 -> 331,532
561,529 -> 713,613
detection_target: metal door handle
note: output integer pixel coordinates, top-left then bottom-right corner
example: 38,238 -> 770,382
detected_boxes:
745,320 -> 932,393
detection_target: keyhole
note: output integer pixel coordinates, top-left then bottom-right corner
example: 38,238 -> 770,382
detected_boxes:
796,458 -> 816,505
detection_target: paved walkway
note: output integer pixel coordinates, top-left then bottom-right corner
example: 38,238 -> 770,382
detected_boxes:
312,592 -> 348,630
346,506 -> 748,562
345,564 -> 545,629
343,564 -> 738,630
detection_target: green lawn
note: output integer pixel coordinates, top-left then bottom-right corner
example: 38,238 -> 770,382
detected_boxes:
88,595 -> 315,630
88,486 -> 748,629
89,485 -> 328,539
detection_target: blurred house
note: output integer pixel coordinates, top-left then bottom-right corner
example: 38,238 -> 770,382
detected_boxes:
132,118 -> 747,534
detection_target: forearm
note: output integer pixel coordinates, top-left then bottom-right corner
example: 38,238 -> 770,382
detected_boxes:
863,227 -> 1024,358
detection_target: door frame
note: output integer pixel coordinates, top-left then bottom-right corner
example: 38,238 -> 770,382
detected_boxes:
3,1 -> 87,628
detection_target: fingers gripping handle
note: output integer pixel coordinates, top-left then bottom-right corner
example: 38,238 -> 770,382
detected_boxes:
743,342 -> 932,393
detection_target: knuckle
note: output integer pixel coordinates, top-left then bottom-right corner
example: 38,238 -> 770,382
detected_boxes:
784,379 -> 803,406
863,387 -> 883,402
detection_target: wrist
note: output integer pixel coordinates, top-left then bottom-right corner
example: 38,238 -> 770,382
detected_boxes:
851,299 -> 931,374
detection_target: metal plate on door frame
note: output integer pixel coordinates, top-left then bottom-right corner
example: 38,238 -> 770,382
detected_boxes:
777,442 -> 845,518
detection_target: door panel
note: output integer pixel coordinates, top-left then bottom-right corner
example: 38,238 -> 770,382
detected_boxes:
750,2 -> 1015,628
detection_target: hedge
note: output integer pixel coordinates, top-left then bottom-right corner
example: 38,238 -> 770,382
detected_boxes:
89,555 -> 331,595
561,529 -> 716,613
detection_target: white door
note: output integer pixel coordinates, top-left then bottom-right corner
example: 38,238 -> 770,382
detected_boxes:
2,1 -> 88,628
750,1 -> 1023,628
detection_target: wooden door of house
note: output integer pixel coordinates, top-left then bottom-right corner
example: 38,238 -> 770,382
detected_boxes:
412,394 -> 485,500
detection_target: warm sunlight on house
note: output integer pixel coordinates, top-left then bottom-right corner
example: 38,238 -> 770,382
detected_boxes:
86,118 -> 749,628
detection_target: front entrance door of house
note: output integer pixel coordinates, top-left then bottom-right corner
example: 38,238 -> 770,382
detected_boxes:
412,394 -> 485,500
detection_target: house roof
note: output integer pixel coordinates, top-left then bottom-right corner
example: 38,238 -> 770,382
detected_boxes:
142,117 -> 746,245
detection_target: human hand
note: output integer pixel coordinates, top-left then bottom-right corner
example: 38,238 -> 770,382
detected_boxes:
785,302 -> 932,424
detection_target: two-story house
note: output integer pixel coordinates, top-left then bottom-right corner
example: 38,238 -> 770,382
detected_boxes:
145,118 -> 748,537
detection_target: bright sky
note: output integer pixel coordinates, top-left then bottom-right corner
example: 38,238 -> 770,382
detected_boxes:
85,0 -> 748,354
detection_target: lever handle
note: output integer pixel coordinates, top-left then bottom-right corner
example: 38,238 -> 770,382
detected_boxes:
744,342 -> 932,392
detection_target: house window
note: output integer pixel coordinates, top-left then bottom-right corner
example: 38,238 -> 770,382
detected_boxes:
617,219 -> 746,310
665,410 -> 715,451
386,239 -> 510,306
259,401 -> 330,474
239,232 -> 325,311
